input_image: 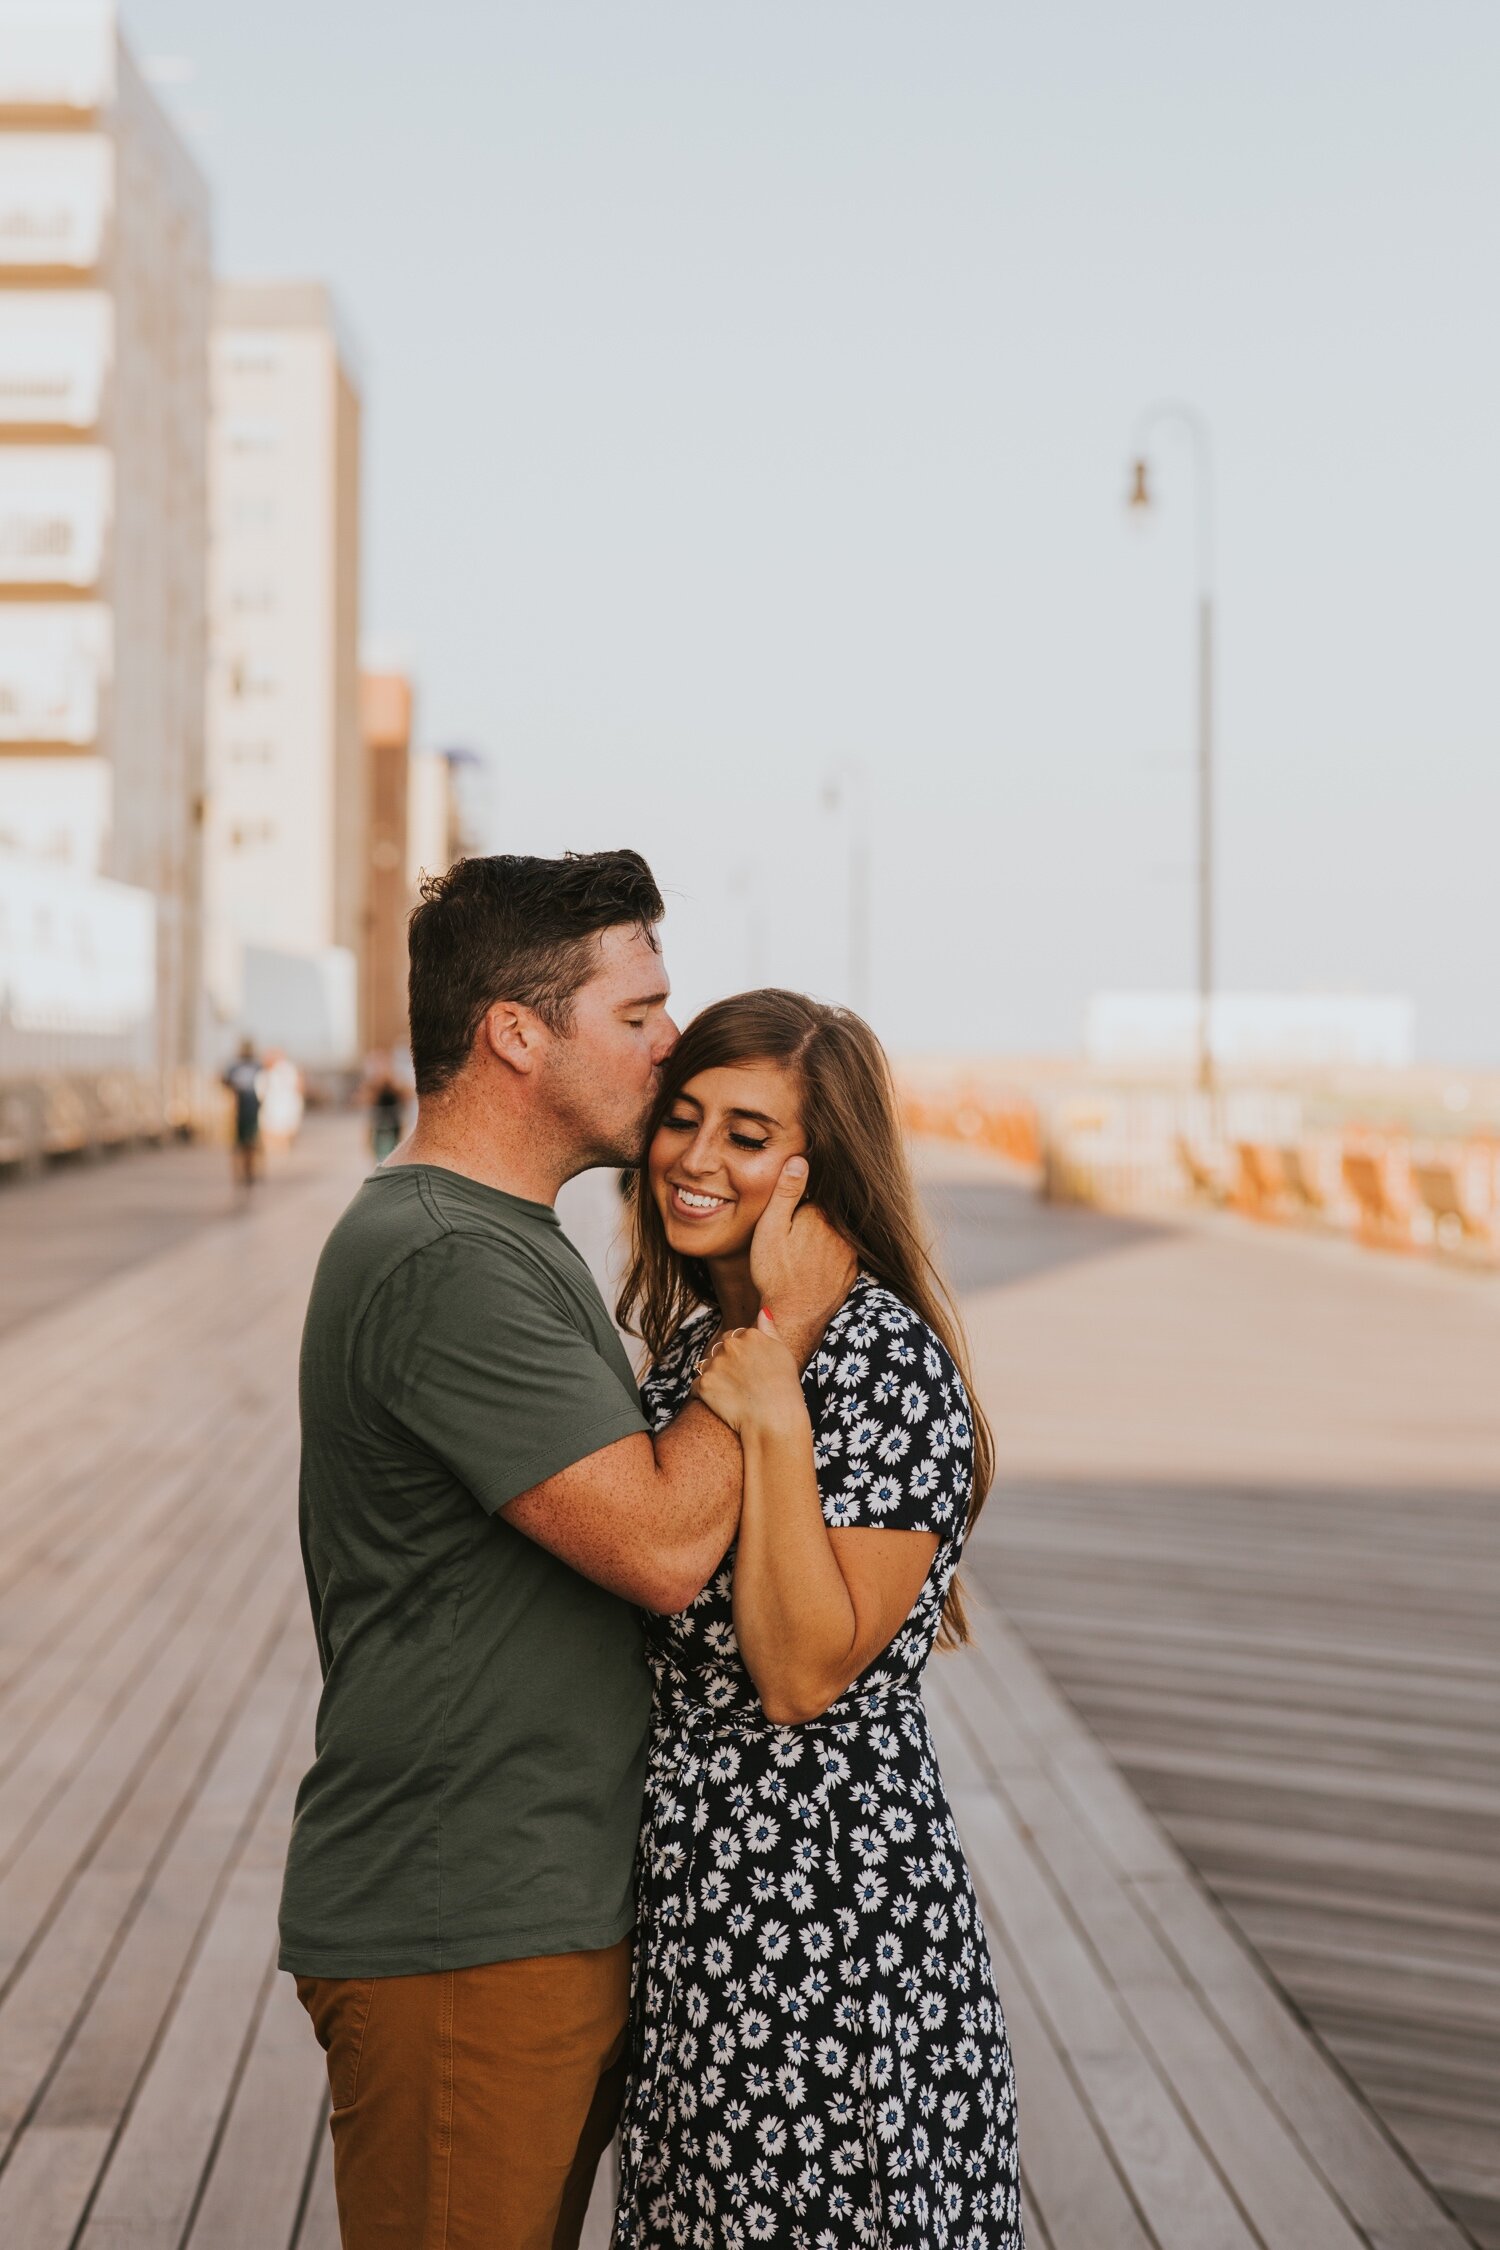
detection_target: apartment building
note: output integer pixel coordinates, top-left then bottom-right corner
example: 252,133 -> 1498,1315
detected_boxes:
0,0 -> 210,1079
407,745 -> 460,894
359,666 -> 412,1058
205,280 -> 363,1067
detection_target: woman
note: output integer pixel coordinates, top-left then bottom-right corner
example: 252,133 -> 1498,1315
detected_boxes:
611,991 -> 1023,2250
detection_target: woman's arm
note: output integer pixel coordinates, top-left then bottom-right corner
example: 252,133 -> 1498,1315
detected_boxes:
696,1321 -> 937,1724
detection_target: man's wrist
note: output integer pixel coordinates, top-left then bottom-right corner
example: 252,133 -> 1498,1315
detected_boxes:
768,1307 -> 827,1369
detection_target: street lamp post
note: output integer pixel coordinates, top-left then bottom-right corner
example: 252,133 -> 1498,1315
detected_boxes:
728,863 -> 767,987
1127,404 -> 1215,1093
823,764 -> 871,1017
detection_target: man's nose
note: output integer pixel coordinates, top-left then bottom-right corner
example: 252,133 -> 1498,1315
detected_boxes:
653,1015 -> 680,1064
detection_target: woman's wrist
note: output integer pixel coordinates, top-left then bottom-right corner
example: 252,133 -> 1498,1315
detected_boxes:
740,1397 -> 813,1450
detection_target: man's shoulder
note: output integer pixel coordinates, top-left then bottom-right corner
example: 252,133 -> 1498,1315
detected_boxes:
318,1167 -> 447,1265
304,1173 -> 445,1343
310,1169 -> 597,1344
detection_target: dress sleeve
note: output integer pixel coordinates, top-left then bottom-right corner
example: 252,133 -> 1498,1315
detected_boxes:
810,1291 -> 975,1537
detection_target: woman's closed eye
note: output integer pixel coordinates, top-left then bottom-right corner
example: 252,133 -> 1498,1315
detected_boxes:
661,1112 -> 767,1152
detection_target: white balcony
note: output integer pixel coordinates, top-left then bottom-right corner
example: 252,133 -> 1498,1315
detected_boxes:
0,752 -> 110,870
0,602 -> 111,743
0,134 -> 112,270
0,3 -> 115,113
0,447 -> 111,586
0,291 -> 111,427
0,853 -> 155,1041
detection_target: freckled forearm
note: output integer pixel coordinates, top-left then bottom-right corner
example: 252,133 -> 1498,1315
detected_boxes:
642,1403 -> 745,1606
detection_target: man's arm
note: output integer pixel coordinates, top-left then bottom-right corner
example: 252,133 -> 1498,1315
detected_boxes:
504,1158 -> 857,1613
502,1402 -> 741,1615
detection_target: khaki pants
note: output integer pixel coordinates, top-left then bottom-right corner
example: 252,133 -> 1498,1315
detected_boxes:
296,1939 -> 630,2250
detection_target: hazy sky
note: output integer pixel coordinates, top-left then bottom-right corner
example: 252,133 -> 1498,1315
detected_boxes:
125,0 -> 1499,1061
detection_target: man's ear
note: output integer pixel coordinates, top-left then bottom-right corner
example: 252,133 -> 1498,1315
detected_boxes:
481,1001 -> 540,1075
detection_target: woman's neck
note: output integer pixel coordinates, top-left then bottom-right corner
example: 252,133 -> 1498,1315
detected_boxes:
705,1252 -> 759,1331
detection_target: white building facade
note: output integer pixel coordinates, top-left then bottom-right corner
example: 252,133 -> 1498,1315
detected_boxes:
0,0 -> 210,1081
205,281 -> 363,1067
1084,991 -> 1416,1074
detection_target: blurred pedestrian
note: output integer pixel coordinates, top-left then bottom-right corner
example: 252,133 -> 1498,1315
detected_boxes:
222,1038 -> 264,1195
261,1051 -> 305,1152
367,1058 -> 406,1164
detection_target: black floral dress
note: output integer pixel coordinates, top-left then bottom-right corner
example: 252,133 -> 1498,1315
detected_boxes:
612,1274 -> 1024,2250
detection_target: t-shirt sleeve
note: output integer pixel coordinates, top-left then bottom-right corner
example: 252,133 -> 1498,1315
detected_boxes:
356,1233 -> 649,1514
810,1295 -> 975,1537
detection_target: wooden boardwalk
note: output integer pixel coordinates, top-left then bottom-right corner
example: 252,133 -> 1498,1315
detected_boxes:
924,1152 -> 1498,2250
0,1125 -> 1483,2247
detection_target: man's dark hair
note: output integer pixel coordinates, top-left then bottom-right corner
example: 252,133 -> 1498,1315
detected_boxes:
407,850 -> 665,1095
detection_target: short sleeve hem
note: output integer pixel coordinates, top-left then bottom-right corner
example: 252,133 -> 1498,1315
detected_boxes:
807,1277 -> 974,1539
491,1402 -> 651,1516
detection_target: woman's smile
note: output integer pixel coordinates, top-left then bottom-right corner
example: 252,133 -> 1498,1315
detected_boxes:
666,1180 -> 735,1222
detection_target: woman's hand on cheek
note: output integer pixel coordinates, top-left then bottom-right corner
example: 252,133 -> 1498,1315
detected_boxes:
748,1159 -> 857,1357
693,1315 -> 807,1438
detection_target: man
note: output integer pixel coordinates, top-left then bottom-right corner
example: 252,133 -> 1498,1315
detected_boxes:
223,1037 -> 263,1193
280,850 -> 850,2250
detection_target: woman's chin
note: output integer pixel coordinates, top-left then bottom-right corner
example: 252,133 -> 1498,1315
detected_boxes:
663,1218 -> 751,1262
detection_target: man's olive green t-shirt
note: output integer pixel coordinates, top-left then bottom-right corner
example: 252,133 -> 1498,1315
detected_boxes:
278,1164 -> 652,1978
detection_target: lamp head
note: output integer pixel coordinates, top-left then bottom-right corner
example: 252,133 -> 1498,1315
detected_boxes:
1127,457 -> 1151,511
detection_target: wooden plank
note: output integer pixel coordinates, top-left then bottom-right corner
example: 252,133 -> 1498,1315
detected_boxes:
986,1922 -> 1153,2250
0,1425 -> 273,1782
963,1288 -> 1500,2247
180,1661 -> 327,2250
923,1689 -> 1154,2250
952,1784 -> 1259,2250
0,1546 -> 307,2152
0,1252 -> 313,1611
292,2129 -> 341,2250
926,1674 -> 1262,2250
0,1506 -> 295,1986
1129,1865 -> 1477,2250
21,1618 -> 310,2127
960,1615 -> 1477,2249
936,1649 -> 1387,2250
0,1144 -> 354,2249
74,1682 -> 316,2250
0,1429 -> 295,1857
579,2149 -> 616,2250
0,1236 -> 299,1522
183,1950 -> 326,2247
0,2123 -> 108,2250
0,1638 -> 314,2246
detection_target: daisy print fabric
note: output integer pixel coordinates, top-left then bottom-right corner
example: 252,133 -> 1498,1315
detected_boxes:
612,1275 -> 1024,2250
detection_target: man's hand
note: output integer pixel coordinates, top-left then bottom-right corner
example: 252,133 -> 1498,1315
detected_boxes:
749,1159 -> 857,1367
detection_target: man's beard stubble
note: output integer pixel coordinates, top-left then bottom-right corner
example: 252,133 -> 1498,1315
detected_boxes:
564,1065 -> 661,1175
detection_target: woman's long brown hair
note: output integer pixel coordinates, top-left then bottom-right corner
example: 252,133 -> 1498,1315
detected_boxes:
617,989 -> 994,1648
